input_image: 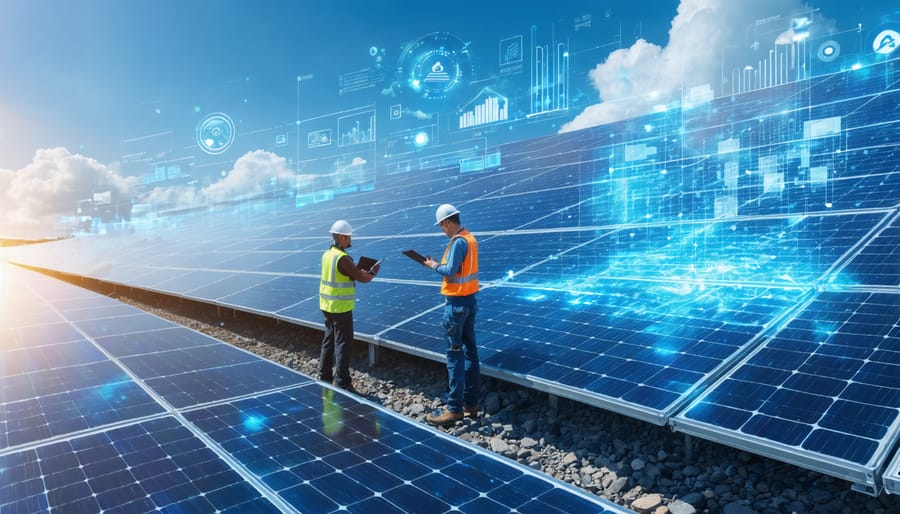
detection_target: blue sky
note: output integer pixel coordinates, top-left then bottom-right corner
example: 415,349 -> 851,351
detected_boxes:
0,0 -> 895,238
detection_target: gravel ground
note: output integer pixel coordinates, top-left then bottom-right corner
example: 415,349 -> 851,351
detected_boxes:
83,280 -> 900,514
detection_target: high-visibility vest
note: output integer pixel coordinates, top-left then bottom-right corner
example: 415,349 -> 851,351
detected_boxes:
440,229 -> 479,297
320,246 -> 355,313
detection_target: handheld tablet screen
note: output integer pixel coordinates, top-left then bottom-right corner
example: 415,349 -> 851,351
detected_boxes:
402,250 -> 427,264
357,256 -> 379,271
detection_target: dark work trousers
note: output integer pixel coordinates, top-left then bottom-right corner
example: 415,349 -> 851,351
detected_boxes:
320,310 -> 354,388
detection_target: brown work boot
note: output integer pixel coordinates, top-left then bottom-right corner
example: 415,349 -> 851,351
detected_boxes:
426,409 -> 463,426
463,405 -> 479,417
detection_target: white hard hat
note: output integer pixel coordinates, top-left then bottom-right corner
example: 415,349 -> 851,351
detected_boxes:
434,203 -> 460,225
330,220 -> 353,236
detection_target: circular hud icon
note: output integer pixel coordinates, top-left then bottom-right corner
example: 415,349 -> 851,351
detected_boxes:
397,32 -> 473,100
196,112 -> 235,155
817,40 -> 840,62
871,28 -> 899,56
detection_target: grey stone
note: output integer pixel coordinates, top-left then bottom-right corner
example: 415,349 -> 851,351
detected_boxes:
668,499 -> 698,514
520,437 -> 539,449
489,437 -> 509,453
630,493 -> 662,513
607,476 -> 630,495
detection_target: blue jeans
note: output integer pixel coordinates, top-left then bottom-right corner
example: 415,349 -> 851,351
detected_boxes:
442,301 -> 479,412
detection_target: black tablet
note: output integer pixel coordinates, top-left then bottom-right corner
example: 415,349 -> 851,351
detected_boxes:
402,249 -> 427,264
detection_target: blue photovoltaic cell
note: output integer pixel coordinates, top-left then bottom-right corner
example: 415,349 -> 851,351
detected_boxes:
1,264 -> 629,513
182,272 -> 277,300
94,326 -> 221,356
182,382 -> 625,513
141,358 -> 309,409
218,274 -> 314,313
1,359 -> 165,449
0,416 -> 282,513
73,312 -> 177,338
0,322 -> 84,349
675,291 -> 900,486
837,213 -> 900,287
2,339 -> 105,375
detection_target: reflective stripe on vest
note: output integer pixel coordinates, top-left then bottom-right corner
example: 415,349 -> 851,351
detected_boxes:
320,246 -> 355,313
440,229 -> 479,296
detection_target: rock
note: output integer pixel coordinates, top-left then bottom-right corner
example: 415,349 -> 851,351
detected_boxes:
667,499 -> 697,514
631,494 -> 663,513
489,437 -> 509,453
520,437 -> 539,449
607,476 -> 630,495
632,458 -> 646,471
562,452 -> 578,466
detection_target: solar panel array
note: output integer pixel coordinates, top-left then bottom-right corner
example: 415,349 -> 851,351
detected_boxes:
0,263 -> 629,513
6,59 -> 900,493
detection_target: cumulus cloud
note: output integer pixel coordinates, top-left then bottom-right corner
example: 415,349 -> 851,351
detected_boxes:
135,149 -> 309,214
561,0 -> 807,133
201,150 -> 296,202
0,147 -> 310,237
0,147 -> 137,228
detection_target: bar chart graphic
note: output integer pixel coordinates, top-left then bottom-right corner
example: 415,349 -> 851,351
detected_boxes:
337,109 -> 376,146
458,88 -> 509,129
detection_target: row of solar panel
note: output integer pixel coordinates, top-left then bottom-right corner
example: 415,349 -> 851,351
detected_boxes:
5,60 -> 900,494
9,198 -> 899,490
0,263 -> 629,513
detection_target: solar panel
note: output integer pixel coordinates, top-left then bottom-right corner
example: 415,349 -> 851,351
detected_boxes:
672,291 -> 900,494
835,212 -> 900,287
1,263 -> 630,513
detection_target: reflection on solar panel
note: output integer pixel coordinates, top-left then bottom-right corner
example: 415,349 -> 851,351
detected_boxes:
0,264 -> 628,513
5,59 -> 900,493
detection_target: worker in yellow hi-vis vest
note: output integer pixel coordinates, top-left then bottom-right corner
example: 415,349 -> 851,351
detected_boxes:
319,220 -> 379,394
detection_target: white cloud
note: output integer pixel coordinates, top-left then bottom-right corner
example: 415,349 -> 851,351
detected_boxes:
135,150 -> 303,212
0,147 -> 136,230
561,0 -> 807,133
201,150 -> 296,202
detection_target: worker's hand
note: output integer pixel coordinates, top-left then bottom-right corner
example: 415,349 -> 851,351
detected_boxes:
423,257 -> 437,270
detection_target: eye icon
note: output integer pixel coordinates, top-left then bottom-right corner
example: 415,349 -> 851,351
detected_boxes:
196,112 -> 235,155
